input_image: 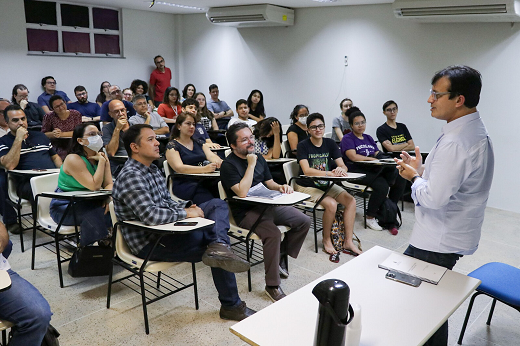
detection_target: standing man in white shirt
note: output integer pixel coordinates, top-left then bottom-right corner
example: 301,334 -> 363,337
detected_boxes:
396,65 -> 494,346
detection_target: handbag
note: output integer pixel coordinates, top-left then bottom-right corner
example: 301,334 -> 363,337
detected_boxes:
67,245 -> 112,277
330,209 -> 362,252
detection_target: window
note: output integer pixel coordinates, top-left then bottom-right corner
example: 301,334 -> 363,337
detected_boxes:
24,0 -> 123,57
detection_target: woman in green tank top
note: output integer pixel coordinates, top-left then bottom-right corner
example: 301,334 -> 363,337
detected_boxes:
50,123 -> 113,245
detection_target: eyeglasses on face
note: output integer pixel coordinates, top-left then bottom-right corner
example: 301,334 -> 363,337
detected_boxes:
385,107 -> 397,113
76,92 -> 87,97
353,120 -> 366,126
110,90 -> 121,95
239,135 -> 255,144
46,81 -> 56,85
84,131 -> 102,137
430,89 -> 451,101
308,124 -> 325,131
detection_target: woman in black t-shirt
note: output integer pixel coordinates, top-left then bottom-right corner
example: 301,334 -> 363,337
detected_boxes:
247,89 -> 266,122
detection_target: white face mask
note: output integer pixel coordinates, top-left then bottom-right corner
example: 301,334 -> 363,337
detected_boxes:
85,135 -> 103,152
298,117 -> 307,125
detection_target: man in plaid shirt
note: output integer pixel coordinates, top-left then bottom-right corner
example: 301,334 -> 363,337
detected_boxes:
112,124 -> 255,321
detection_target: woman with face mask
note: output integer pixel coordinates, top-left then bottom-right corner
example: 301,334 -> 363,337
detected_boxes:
49,123 -> 113,243
286,104 -> 310,158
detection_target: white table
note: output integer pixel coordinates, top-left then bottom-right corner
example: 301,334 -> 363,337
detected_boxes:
266,158 -> 296,163
173,171 -> 220,178
122,217 -> 215,232
230,246 -> 480,346
355,158 -> 397,166
0,270 -> 11,292
232,191 -> 310,205
8,168 -> 61,175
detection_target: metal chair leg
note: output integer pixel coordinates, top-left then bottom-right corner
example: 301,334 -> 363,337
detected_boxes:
457,291 -> 482,345
486,298 -> 497,325
192,263 -> 199,310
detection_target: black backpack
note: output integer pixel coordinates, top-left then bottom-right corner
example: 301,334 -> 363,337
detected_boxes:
41,324 -> 60,346
376,198 -> 402,229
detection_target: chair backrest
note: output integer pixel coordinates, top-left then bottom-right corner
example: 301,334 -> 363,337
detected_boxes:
109,201 -> 132,259
324,132 -> 332,139
376,141 -> 383,152
7,172 -> 22,203
283,160 -> 300,189
30,173 -> 59,220
162,160 -> 184,202
224,149 -> 231,157
281,124 -> 289,135
281,140 -> 291,158
217,181 -> 239,226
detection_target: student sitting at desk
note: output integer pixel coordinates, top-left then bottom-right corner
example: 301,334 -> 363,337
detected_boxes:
194,92 -> 218,132
181,98 -> 220,149
50,123 -> 113,242
221,122 -> 310,302
286,104 -> 310,158
294,113 -> 361,259
165,113 -> 222,204
376,100 -> 415,153
340,107 -> 405,235
253,117 -> 282,160
227,99 -> 257,128
331,98 -> 353,142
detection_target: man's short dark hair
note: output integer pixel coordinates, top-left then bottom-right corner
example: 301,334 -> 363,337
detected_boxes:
3,104 -> 22,122
209,84 -> 218,92
226,122 -> 250,147
346,107 -> 365,125
11,84 -> 28,103
153,55 -> 163,63
132,94 -> 147,103
74,85 -> 86,94
181,98 -> 199,108
49,95 -> 64,110
431,65 -> 482,108
382,100 -> 397,111
123,124 -> 153,158
41,76 -> 54,87
236,99 -> 247,109
306,112 -> 324,128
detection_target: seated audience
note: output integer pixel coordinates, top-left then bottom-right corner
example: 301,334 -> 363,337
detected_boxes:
195,92 -> 218,131
0,104 -> 62,234
37,76 -> 71,114
157,86 -> 181,124
331,98 -> 353,142
0,223 -> 53,345
254,117 -> 281,159
68,85 -> 101,122
181,99 -> 220,149
99,85 -> 136,123
227,99 -> 257,128
50,123 -> 112,242
95,81 -> 111,107
166,112 -> 222,204
102,100 -> 130,176
341,107 -> 406,234
0,99 -> 11,137
294,113 -> 361,258
376,100 -> 415,153
207,84 -> 234,130
129,79 -> 154,109
246,89 -> 266,122
221,122 -> 311,301
11,84 -> 45,129
41,95 -> 82,161
129,95 -> 169,135
181,83 -> 196,102
113,124 -> 255,321
286,104 -> 310,158
122,88 -> 134,103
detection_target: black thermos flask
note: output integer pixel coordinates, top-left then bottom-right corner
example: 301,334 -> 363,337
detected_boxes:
312,279 -> 354,346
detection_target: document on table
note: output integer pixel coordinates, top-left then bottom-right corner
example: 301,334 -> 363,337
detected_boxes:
246,183 -> 283,199
378,253 -> 447,285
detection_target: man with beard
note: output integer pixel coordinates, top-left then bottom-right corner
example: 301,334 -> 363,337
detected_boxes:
68,85 -> 101,122
220,122 -> 310,302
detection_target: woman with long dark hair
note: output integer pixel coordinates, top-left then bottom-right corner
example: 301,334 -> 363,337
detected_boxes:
194,92 -> 218,131
246,89 -> 265,122
130,79 -> 155,109
181,83 -> 196,101
157,86 -> 181,124
95,81 -> 111,106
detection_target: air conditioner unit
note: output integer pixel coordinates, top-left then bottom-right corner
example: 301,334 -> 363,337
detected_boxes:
206,4 -> 294,27
393,0 -> 520,22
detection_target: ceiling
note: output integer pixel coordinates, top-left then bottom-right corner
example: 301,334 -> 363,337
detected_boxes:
61,0 -> 393,14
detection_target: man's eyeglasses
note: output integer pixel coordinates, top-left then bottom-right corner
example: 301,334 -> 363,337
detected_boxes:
308,124 -> 325,131
430,89 -> 451,101
239,135 -> 255,144
385,107 -> 397,113
353,121 -> 366,126
46,81 -> 56,85
76,92 -> 87,97
110,90 -> 121,95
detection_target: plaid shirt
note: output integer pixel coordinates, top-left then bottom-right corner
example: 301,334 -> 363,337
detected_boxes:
112,158 -> 189,254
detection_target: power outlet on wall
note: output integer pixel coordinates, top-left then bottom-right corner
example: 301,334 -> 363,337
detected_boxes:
344,55 -> 348,66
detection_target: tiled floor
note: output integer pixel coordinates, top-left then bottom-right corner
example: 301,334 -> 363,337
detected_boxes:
5,203 -> 520,345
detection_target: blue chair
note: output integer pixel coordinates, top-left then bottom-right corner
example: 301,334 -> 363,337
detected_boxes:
457,262 -> 520,345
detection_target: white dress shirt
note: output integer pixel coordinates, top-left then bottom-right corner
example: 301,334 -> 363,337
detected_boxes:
0,254 -> 10,271
410,111 -> 494,255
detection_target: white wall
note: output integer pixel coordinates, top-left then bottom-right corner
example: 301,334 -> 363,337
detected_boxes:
178,4 -> 520,212
0,1 -> 178,103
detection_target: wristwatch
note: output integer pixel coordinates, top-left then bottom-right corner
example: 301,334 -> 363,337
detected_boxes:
411,175 -> 421,183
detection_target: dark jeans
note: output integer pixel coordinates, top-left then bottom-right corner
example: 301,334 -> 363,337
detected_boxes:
351,165 -> 406,217
404,245 -> 463,346
172,180 -> 218,205
136,199 -> 240,307
216,117 -> 232,130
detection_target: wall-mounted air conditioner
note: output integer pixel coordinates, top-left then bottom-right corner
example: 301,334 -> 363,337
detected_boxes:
393,0 -> 520,22
206,4 -> 294,27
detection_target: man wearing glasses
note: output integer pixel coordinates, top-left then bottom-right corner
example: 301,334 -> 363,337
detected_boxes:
221,122 -> 310,302
68,85 -> 101,122
11,84 -> 46,130
37,76 -> 71,114
149,55 -> 172,107
102,100 -> 131,177
396,65 -> 494,346
99,85 -> 136,123
376,100 -> 415,153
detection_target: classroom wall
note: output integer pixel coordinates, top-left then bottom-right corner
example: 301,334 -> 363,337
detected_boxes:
178,4 -> 519,213
0,1 -> 178,104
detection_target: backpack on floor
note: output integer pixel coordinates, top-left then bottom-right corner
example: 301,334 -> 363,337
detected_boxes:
376,198 -> 402,229
41,324 -> 60,346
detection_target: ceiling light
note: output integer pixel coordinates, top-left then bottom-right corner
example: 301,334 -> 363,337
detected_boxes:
312,0 -> 338,3
154,1 -> 206,11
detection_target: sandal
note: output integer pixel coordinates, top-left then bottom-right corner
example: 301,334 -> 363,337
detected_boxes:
341,248 -> 359,257
329,252 -> 340,263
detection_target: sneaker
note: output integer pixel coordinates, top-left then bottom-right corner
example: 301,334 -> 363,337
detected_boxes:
202,243 -> 251,273
265,285 -> 286,302
389,227 -> 398,236
219,301 -> 256,321
366,218 -> 383,231
279,257 -> 289,279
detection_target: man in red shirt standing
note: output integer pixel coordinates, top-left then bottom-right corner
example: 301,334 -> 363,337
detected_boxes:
149,55 -> 172,107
